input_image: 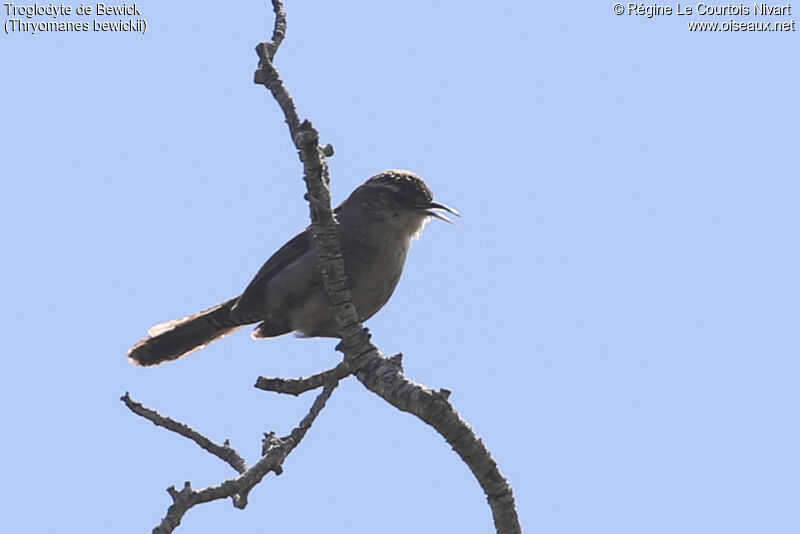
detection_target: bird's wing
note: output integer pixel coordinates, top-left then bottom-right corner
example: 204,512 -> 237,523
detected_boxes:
231,229 -> 311,320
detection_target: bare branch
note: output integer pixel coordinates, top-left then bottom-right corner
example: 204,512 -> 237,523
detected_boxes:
353,360 -> 522,534
265,0 -> 286,60
254,1 -> 300,144
141,384 -> 338,534
293,123 -> 377,365
252,5 -> 523,533
121,393 -> 248,475
129,1 -> 523,532
255,361 -> 353,395
287,381 -> 337,445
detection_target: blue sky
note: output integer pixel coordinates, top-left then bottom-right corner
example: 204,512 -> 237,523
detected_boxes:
2,2 -> 798,532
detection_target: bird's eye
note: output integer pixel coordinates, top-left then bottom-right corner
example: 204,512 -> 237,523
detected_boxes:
393,194 -> 405,204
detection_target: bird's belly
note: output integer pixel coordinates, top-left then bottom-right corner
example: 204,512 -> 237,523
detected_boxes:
288,240 -> 409,337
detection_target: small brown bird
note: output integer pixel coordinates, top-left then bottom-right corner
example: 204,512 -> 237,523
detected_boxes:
128,169 -> 458,366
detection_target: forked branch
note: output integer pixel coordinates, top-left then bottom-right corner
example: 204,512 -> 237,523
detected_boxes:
126,1 -> 522,532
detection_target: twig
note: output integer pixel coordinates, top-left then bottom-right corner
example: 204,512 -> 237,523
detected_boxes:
287,382 -> 337,444
265,0 -> 286,60
121,393 -> 248,474
254,0 -> 300,143
255,361 -> 353,395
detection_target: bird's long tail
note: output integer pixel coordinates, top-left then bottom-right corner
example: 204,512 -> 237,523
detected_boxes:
128,297 -> 243,366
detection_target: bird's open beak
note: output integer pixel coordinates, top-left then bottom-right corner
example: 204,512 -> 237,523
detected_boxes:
423,201 -> 460,225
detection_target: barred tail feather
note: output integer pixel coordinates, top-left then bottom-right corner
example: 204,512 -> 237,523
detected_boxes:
128,298 -> 242,366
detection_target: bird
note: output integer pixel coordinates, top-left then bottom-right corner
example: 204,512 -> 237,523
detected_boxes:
127,169 -> 458,366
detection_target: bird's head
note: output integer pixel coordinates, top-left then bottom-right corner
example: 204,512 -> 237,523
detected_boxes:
342,169 -> 459,239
